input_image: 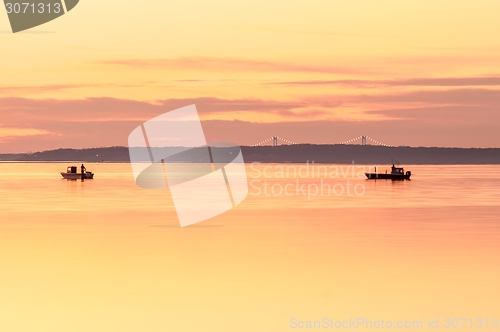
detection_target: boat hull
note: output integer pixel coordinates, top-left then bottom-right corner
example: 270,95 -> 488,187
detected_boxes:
60,172 -> 94,180
365,173 -> 410,180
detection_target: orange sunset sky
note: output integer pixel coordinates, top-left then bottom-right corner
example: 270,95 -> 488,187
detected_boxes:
1,0 -> 500,153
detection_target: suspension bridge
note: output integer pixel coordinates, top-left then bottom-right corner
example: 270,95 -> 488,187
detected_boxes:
251,135 -> 391,147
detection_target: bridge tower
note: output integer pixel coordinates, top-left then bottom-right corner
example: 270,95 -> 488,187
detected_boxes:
361,136 -> 367,145
272,136 -> 278,146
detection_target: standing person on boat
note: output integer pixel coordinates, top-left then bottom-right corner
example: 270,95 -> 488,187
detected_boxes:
81,164 -> 86,180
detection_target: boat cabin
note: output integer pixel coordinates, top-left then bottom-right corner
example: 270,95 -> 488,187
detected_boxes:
391,164 -> 405,174
67,166 -> 78,174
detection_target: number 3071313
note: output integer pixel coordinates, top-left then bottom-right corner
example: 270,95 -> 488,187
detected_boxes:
5,2 -> 62,14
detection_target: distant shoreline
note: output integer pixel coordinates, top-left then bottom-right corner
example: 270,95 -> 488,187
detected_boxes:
1,145 -> 500,164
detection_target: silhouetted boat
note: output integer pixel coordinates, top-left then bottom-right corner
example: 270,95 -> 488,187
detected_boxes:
365,164 -> 411,180
60,166 -> 94,180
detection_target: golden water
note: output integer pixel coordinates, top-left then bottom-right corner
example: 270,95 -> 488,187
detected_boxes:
1,163 -> 499,331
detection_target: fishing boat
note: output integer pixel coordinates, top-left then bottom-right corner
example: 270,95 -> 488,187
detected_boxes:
60,166 -> 94,180
365,164 -> 411,180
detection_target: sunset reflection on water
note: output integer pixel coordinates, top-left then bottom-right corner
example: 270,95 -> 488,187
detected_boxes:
1,163 -> 499,331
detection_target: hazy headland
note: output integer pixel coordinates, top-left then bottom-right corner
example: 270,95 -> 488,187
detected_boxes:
1,145 -> 500,164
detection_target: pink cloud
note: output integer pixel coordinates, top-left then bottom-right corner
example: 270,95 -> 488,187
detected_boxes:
0,90 -> 499,153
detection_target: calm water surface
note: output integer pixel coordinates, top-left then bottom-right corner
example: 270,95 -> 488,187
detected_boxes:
1,163 -> 499,331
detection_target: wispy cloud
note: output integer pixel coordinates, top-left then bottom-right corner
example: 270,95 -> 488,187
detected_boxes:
0,128 -> 51,138
368,105 -> 500,125
0,97 -> 310,122
0,82 -> 157,95
232,26 -> 390,38
299,88 -> 500,111
272,76 -> 500,88
99,56 -> 364,74
355,88 -> 500,105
